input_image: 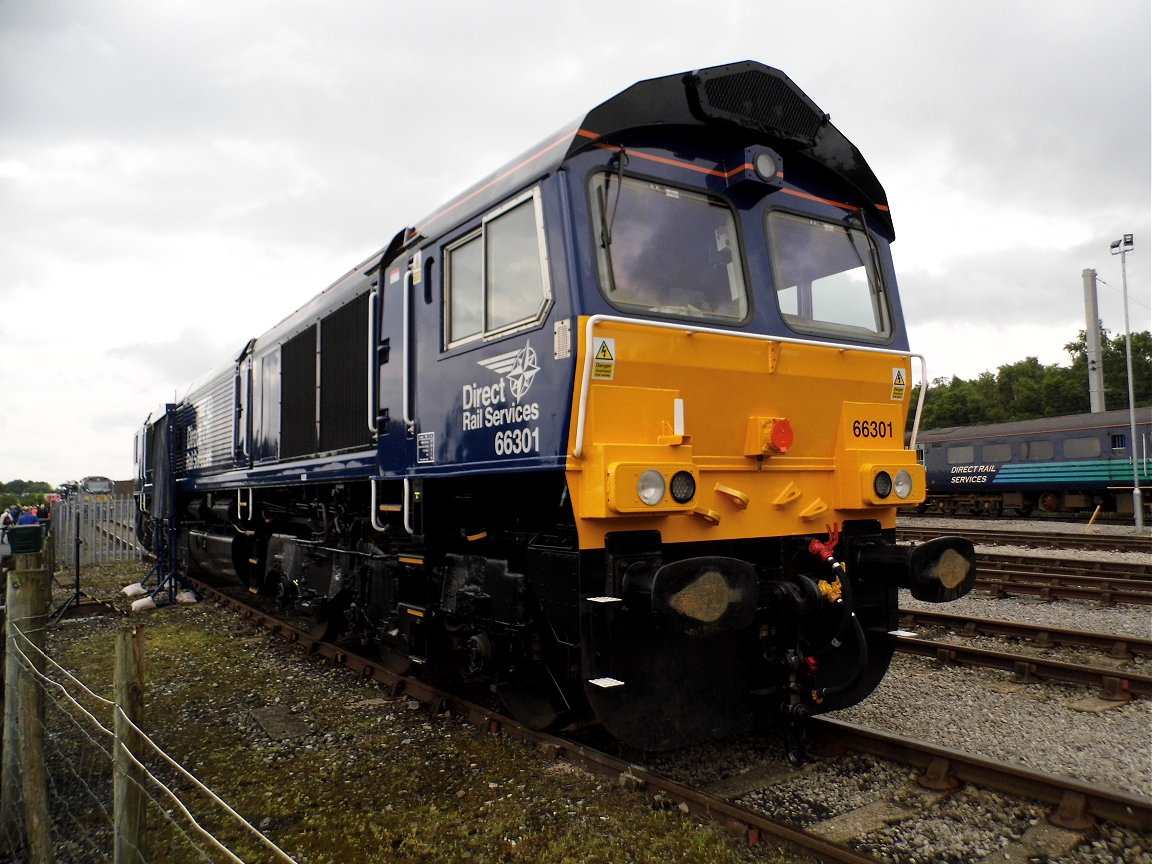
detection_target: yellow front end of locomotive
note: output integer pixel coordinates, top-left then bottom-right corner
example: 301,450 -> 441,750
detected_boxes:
565,318 -> 923,550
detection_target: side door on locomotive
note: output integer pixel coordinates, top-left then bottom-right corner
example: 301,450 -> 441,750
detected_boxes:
377,176 -> 576,530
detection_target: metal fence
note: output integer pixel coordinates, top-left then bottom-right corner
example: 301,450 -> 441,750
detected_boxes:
1,559 -> 299,863
50,495 -> 143,570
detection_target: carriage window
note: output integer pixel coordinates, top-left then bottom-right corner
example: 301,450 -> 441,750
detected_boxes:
1111,434 -> 1127,451
1063,437 -> 1101,459
1021,440 -> 1054,460
946,445 -> 975,464
768,211 -> 891,340
591,174 -> 748,322
981,443 -> 1012,462
446,191 -> 550,347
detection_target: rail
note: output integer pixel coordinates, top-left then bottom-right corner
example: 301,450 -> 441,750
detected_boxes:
810,717 -> 1152,830
899,526 -> 1152,554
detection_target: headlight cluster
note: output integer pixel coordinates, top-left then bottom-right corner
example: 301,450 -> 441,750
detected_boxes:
873,469 -> 913,500
669,470 -> 696,504
637,470 -> 665,506
636,468 -> 696,506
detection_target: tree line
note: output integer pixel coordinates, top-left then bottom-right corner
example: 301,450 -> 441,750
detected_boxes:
911,328 -> 1152,431
1,479 -> 55,510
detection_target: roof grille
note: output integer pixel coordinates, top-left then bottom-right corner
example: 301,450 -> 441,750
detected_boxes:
691,67 -> 827,145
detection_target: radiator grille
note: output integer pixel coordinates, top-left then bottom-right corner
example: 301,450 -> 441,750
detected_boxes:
694,67 -> 826,144
320,293 -> 370,453
281,325 -> 317,458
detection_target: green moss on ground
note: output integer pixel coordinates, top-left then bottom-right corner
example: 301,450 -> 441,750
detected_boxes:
44,562 -> 809,864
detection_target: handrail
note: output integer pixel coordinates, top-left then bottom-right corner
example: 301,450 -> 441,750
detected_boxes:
370,479 -> 386,533
367,286 -> 379,434
572,314 -> 928,458
403,477 -> 415,536
369,477 -> 416,537
402,270 -> 415,429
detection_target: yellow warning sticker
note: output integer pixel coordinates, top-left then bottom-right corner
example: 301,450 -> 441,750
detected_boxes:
890,367 -> 907,401
592,337 -> 616,380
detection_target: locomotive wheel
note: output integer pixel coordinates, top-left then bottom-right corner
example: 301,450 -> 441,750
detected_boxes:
496,653 -> 572,732
498,684 -> 565,732
378,645 -> 413,676
309,591 -> 352,642
274,577 -> 298,610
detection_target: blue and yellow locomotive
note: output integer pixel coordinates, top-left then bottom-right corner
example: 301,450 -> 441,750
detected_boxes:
135,62 -> 975,750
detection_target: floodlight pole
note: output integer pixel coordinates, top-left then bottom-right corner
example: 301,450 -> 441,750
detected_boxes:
1110,234 -> 1143,530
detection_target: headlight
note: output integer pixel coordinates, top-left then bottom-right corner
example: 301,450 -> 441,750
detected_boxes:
637,470 -> 666,506
669,471 -> 696,504
893,469 -> 913,499
873,471 -> 893,499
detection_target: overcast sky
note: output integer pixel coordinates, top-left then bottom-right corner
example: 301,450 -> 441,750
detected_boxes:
2,0 -> 1149,487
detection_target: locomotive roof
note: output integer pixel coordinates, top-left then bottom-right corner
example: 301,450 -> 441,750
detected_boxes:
407,60 -> 893,251
205,61 -> 896,364
917,407 -> 1152,442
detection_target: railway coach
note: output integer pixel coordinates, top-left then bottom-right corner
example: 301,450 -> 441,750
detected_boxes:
918,408 -> 1152,517
134,61 -> 975,751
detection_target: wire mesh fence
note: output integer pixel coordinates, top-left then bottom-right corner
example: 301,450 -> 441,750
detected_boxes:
1,560 -> 299,864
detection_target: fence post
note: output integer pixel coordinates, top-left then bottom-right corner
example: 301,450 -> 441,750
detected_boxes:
1,552 -> 54,862
0,566 -> 12,851
114,625 -> 146,864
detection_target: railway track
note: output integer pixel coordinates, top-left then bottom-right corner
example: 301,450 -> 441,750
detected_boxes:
974,560 -> 1152,605
184,572 -> 1152,861
893,631 -> 1151,699
980,552 -> 1152,579
808,717 -> 1150,831
899,607 -> 1152,658
898,525 -> 1152,554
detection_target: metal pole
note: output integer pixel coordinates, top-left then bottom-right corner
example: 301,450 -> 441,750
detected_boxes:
1112,236 -> 1144,530
1081,268 -> 1106,412
74,509 -> 82,589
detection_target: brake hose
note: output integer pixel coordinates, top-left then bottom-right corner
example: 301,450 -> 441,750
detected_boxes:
806,526 -> 868,701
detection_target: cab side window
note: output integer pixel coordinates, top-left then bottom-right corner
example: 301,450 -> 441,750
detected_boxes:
446,190 -> 550,347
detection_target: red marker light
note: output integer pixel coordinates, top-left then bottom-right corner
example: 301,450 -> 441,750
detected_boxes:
770,418 -> 794,453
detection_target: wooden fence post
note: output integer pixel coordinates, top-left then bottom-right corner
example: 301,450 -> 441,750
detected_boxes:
1,552 -> 54,862
0,566 -> 13,851
114,625 -> 146,864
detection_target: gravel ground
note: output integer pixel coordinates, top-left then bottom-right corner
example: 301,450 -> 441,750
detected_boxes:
23,514 -> 1151,863
34,561 -> 800,864
858,515 -> 1152,862
890,517 -> 1152,785
651,517 -> 1151,863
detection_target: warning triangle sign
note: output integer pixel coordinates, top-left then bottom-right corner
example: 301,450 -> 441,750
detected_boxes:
595,341 -> 614,361
893,369 -> 905,386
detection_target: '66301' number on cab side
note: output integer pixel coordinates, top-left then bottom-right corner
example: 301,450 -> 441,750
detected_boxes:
495,426 -> 540,455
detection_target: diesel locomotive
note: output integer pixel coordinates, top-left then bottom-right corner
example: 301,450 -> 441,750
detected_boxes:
134,61 -> 976,751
